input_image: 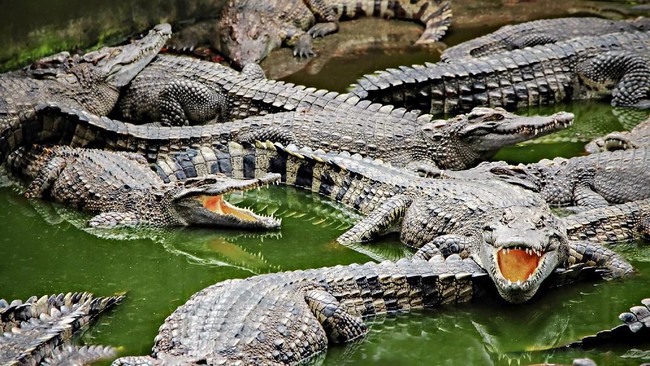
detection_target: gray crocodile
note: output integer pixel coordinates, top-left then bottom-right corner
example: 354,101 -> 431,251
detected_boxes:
349,32 -> 650,115
156,141 -> 640,299
114,53 -> 385,126
98,96 -> 573,171
7,104 -> 635,302
109,256 -> 487,365
6,145 -> 281,229
434,147 -> 650,210
212,0 -> 451,67
586,115 -> 650,152
440,17 -> 650,62
0,292 -> 123,366
110,248 -> 632,366
0,24 -> 171,161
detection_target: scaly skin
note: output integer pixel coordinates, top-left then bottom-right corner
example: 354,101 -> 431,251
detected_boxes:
109,248 -> 632,366
565,198 -> 650,243
0,292 -> 123,366
6,145 -> 281,229
0,24 -> 171,162
42,345 -> 117,366
111,256 -> 485,366
39,103 -> 573,171
586,115 -> 650,153
115,53 -> 391,126
214,0 -> 451,67
150,140 -> 637,303
436,148 -> 650,209
350,32 -> 650,115
441,17 -> 650,62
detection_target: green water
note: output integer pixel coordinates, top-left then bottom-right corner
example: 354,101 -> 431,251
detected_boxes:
2,7 -> 650,366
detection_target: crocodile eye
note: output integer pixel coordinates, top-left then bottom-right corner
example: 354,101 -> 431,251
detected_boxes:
485,113 -> 505,122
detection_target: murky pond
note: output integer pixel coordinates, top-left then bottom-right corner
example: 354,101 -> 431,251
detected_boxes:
1,1 -> 650,365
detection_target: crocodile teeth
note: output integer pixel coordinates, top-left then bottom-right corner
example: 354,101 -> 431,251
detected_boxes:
497,246 -> 541,284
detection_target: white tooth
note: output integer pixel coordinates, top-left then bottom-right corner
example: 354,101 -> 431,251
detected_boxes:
516,280 -> 522,286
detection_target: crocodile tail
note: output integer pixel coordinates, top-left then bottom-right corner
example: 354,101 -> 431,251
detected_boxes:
0,292 -> 125,365
42,345 -> 117,366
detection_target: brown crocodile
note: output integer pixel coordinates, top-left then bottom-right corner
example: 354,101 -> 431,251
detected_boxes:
0,24 -> 171,161
213,0 -> 451,67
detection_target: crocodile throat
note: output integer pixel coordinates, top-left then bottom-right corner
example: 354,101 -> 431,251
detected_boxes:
497,247 -> 541,283
198,195 -> 259,222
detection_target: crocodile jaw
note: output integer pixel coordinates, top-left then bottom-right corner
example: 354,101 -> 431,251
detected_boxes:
489,245 -> 560,304
461,110 -> 575,153
478,206 -> 568,304
172,173 -> 282,229
194,194 -> 281,229
87,23 -> 172,87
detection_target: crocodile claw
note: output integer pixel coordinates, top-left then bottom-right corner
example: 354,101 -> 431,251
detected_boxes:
293,34 -> 315,58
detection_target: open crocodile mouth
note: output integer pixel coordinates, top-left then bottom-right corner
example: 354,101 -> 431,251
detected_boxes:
496,246 -> 542,283
197,195 -> 263,223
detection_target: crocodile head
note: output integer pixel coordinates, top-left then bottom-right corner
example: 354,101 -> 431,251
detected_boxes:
28,23 -> 171,88
170,173 -> 282,229
216,6 -> 281,67
476,206 -> 569,303
420,107 -> 574,169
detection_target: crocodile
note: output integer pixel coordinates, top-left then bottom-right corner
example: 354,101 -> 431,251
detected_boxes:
0,292 -> 123,365
213,0 -> 451,67
5,103 -> 635,301
0,24 -> 171,161
585,115 -> 650,152
6,144 -> 281,229
106,91 -> 573,170
110,247 -> 633,366
433,147 -> 650,210
155,140 -> 640,299
440,17 -> 650,62
349,32 -> 650,115
114,52 -> 393,126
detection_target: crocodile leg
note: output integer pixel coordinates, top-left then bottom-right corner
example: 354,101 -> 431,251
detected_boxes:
24,156 -> 67,198
238,128 -> 298,146
412,235 -> 473,260
415,0 -> 453,44
337,194 -> 413,244
158,80 -> 228,126
578,51 -> 650,108
119,78 -> 228,126
304,289 -> 368,343
572,182 -> 610,210
510,34 -> 559,50
566,241 -> 635,279
304,0 -> 339,38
